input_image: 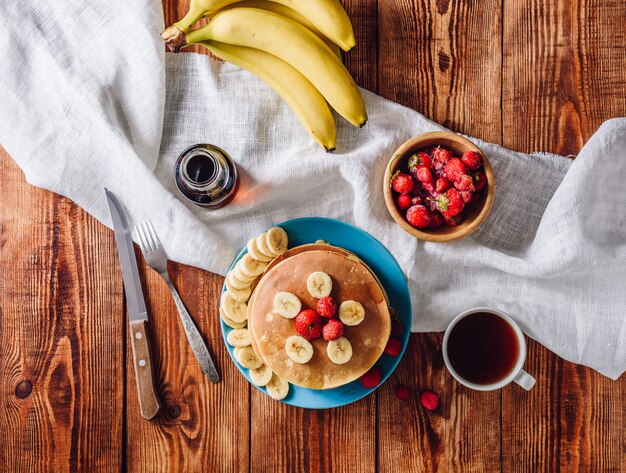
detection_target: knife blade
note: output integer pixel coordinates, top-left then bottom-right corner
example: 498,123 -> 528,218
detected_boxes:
105,188 -> 161,420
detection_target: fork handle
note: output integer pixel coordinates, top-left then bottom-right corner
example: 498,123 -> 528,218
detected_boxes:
166,280 -> 220,383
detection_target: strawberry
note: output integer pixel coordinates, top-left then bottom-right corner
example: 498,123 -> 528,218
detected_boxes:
396,193 -> 412,211
443,214 -> 462,226
295,309 -> 323,340
444,158 -> 468,182
460,190 -> 474,203
435,177 -> 450,193
359,368 -> 382,389
420,390 -> 439,410
317,296 -> 337,318
383,338 -> 402,356
408,152 -> 433,172
391,320 -> 404,337
461,151 -> 482,170
406,205 -> 431,228
391,172 -> 414,194
473,171 -> 487,191
436,188 -> 464,217
432,147 -> 454,172
429,212 -> 444,229
322,318 -> 344,341
414,166 -> 434,183
454,174 -> 475,192
396,384 -> 411,401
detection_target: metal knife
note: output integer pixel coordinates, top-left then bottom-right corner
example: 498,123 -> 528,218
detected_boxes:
105,189 -> 161,420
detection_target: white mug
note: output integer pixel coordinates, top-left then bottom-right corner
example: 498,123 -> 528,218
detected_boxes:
442,307 -> 536,391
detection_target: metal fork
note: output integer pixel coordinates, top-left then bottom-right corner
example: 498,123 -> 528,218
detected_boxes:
135,220 -> 220,383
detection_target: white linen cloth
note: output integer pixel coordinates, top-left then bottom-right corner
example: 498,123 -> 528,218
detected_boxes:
1,0 -> 624,380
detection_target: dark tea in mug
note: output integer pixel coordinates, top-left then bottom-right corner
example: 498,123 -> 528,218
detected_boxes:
446,312 -> 519,385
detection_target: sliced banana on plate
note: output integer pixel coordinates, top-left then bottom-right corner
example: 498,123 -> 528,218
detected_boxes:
327,336 -> 353,364
265,373 -> 290,400
307,271 -> 333,298
227,328 -> 252,347
338,300 -> 365,326
235,346 -> 263,369
224,278 -> 252,302
237,254 -> 268,278
234,346 -> 245,359
226,271 -> 252,290
247,237 -> 274,262
285,335 -> 314,364
221,292 -> 248,323
220,307 -> 247,329
249,363 -> 273,387
266,227 -> 288,256
273,291 -> 302,319
255,232 -> 275,258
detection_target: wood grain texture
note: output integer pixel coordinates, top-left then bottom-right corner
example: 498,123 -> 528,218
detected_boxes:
1,0 -> 626,472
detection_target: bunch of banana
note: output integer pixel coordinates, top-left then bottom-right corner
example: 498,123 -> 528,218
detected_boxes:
162,0 -> 366,152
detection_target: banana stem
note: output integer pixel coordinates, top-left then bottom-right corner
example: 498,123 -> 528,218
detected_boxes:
161,6 -> 206,52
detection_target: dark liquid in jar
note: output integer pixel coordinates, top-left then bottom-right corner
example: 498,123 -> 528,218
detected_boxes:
447,312 -> 519,385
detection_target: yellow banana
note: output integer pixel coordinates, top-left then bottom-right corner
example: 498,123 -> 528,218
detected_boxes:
186,8 -> 367,127
211,0 -> 342,59
162,0 -> 355,52
201,41 -> 337,151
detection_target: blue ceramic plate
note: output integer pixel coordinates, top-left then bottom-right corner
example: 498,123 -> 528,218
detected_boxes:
221,217 -> 412,409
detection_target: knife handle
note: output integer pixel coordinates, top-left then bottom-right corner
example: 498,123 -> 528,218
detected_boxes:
129,319 -> 161,420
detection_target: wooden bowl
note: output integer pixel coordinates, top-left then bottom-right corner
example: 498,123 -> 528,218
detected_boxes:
383,131 -> 495,242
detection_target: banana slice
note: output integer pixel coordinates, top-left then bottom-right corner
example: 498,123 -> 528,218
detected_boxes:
247,238 -> 274,262
236,346 -> 263,369
226,271 -> 253,290
249,363 -> 273,387
272,292 -> 302,319
327,336 -> 353,364
338,300 -> 365,326
227,328 -> 252,347
237,254 -> 268,278
307,271 -> 333,298
265,373 -> 290,400
232,266 -> 257,285
224,278 -> 252,302
256,232 -> 275,258
266,227 -> 288,256
284,335 -> 314,364
220,307 -> 247,329
221,292 -> 248,323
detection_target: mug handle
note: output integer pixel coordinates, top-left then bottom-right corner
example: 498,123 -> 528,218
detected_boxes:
514,369 -> 536,391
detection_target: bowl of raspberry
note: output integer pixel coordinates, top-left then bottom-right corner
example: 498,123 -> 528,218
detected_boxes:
383,131 -> 495,242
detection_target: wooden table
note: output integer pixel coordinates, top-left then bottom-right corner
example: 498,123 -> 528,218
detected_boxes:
1,1 -> 624,471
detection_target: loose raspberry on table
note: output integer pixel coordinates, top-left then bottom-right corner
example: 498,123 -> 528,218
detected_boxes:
392,172 -> 414,194
406,205 -> 432,228
420,390 -> 439,410
396,193 -> 412,210
322,318 -> 344,341
359,368 -> 382,389
436,188 -> 464,217
454,174 -> 475,192
396,384 -> 411,401
473,171 -> 487,191
295,309 -> 323,340
383,338 -> 402,356
444,158 -> 468,182
317,296 -> 337,318
461,151 -> 482,170
408,152 -> 433,172
436,177 -> 450,193
429,212 -> 444,228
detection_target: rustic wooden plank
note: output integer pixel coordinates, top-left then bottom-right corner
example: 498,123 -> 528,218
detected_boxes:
0,150 -> 124,472
125,262 -> 250,472
377,0 -> 503,471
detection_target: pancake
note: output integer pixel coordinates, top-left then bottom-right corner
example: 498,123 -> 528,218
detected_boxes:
248,249 -> 391,390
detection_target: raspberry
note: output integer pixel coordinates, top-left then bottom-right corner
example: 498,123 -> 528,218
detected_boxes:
396,384 -> 411,401
429,212 -> 444,229
359,368 -> 381,389
435,177 -> 450,193
295,309 -> 323,340
383,338 -> 402,356
422,181 -> 436,194
473,171 -> 487,191
391,320 -> 404,337
396,193 -> 412,211
454,174 -> 475,192
317,296 -> 337,318
406,205 -> 431,228
432,147 -> 454,172
322,318 -> 344,341
420,390 -> 439,410
411,195 -> 422,206
461,151 -> 482,170
444,158 -> 468,182
408,152 -> 433,172
436,188 -> 464,217
391,172 -> 414,194
414,166 -> 434,183
460,190 -> 474,203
